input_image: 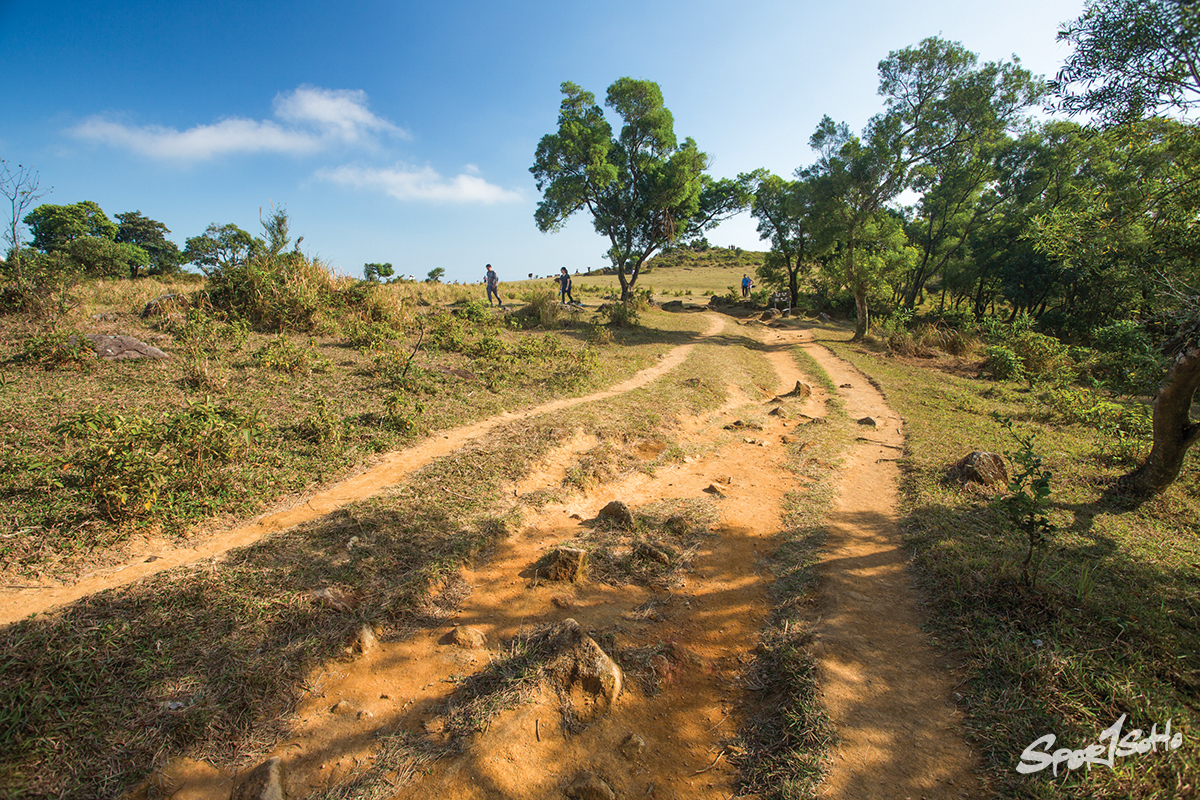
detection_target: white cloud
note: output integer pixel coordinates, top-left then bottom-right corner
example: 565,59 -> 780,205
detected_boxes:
70,85 -> 405,162
317,163 -> 521,204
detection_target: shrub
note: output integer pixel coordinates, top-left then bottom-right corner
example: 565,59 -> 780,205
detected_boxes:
51,399 -> 264,521
598,302 -> 639,328
252,336 -> 326,375
984,345 -> 1024,381
9,329 -> 93,369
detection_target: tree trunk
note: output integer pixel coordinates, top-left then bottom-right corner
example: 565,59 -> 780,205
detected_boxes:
1123,338 -> 1200,495
852,288 -> 870,341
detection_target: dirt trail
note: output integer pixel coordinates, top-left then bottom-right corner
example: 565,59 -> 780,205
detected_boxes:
779,328 -> 982,800
16,314 -> 983,800
0,317 -> 724,626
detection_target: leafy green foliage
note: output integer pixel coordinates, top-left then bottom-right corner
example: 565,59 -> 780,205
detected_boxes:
50,399 -> 265,521
994,416 -> 1057,588
7,328 -> 93,369
531,78 -> 749,300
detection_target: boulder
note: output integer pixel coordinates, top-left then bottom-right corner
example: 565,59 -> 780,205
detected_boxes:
760,308 -> 781,322
951,451 -> 1008,486
86,334 -> 169,361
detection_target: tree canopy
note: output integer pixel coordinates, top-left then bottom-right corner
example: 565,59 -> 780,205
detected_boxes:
531,78 -> 749,300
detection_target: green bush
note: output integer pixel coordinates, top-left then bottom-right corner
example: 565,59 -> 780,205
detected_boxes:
50,399 -> 264,521
8,329 -> 93,370
598,302 -> 639,328
983,345 -> 1024,380
252,336 -> 326,375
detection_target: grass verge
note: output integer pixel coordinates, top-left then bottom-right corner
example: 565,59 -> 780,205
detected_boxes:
825,337 -> 1200,800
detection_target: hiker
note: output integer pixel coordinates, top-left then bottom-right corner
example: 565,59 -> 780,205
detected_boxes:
558,267 -> 576,305
741,274 -> 753,298
484,264 -> 502,306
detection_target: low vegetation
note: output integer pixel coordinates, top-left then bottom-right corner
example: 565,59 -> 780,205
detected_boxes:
826,336 -> 1200,799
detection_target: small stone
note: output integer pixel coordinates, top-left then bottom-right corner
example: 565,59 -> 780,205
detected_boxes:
330,700 -> 352,714
781,435 -> 795,444
950,451 -> 1008,486
768,406 -> 787,417
782,381 -> 813,399
230,757 -> 285,800
445,625 -> 488,649
703,484 -> 725,497
840,382 -> 852,388
565,771 -> 616,800
351,624 -> 379,655
664,515 -> 690,536
632,541 -> 673,566
857,416 -> 878,428
596,500 -> 634,529
551,595 -> 575,609
619,732 -> 647,761
539,547 -> 587,582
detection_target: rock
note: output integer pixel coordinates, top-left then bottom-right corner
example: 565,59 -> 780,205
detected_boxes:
597,500 -> 634,529
330,700 -> 352,714
619,732 -> 647,761
781,434 -> 795,444
545,619 -> 623,707
86,334 -> 169,361
768,406 -> 787,417
141,294 -> 190,319
839,383 -> 852,388
539,547 -> 587,582
661,300 -> 684,311
565,771 -> 615,800
857,417 -> 878,428
632,541 -> 673,566
782,381 -> 812,399
950,451 -> 1008,486
230,758 -> 286,800
760,308 -> 781,322
703,483 -> 726,497
310,587 -> 357,612
724,419 -> 763,431
551,595 -> 575,609
664,515 -> 691,536
351,624 -> 379,655
445,625 -> 488,649
818,312 -> 833,323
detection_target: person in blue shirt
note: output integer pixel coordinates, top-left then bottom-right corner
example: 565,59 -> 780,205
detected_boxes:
741,273 -> 753,298
485,264 -> 502,306
558,267 -> 576,305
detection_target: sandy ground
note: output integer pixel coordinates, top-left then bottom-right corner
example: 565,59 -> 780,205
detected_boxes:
7,315 -> 984,799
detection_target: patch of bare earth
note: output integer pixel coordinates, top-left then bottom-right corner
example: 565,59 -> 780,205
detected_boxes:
784,329 -> 983,800
16,315 -> 984,800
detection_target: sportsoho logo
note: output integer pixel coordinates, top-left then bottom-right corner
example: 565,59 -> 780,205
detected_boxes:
1017,714 -> 1185,776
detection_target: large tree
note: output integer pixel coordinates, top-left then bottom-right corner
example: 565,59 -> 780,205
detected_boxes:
807,38 -> 1039,338
182,223 -> 258,275
531,78 -> 748,301
24,201 -> 117,252
115,211 -> 181,279
1053,0 -> 1200,125
748,170 -> 825,310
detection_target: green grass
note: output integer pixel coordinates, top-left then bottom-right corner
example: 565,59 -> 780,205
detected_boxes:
825,337 -> 1200,799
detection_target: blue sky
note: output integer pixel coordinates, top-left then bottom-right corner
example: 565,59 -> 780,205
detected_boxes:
1,0 -> 1086,283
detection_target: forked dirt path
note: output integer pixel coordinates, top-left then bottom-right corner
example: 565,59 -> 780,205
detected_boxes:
0,317 -> 725,626
13,315 -> 984,800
